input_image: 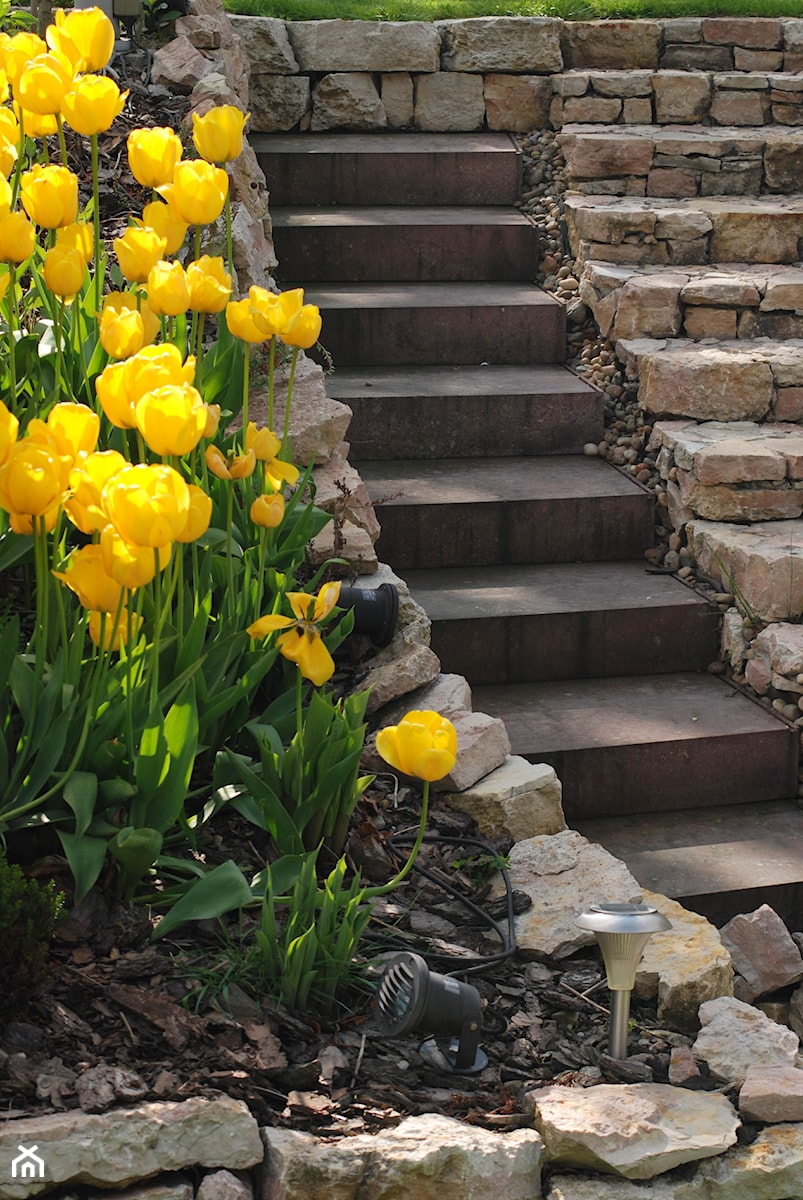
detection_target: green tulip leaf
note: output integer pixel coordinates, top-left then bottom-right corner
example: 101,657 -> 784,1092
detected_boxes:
152,860 -> 254,940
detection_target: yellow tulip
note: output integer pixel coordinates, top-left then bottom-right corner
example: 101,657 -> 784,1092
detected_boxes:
146,259 -> 189,317
61,73 -> 127,136
20,163 -> 78,228
10,504 -> 59,535
247,582 -> 341,686
53,543 -> 125,612
176,484 -> 212,543
46,401 -> 99,461
203,404 -> 220,438
44,243 -> 85,298
123,343 -> 195,404
103,290 -> 160,347
50,6 -> 115,72
43,25 -> 83,75
139,199 -> 187,257
17,52 -> 72,116
127,126 -> 182,190
225,297 -> 270,345
281,303 -> 322,350
114,225 -> 166,284
166,159 -> 228,226
99,303 -> 145,359
15,104 -> 58,139
89,607 -> 142,652
249,285 -> 291,338
0,136 -> 14,178
100,524 -> 171,588
375,711 -> 458,783
187,255 -> 231,313
0,209 -> 34,262
205,444 -> 256,481
2,31 -> 47,92
95,360 -> 135,429
245,422 -> 299,487
65,448 -> 127,533
135,383 -> 207,457
0,397 -> 19,465
0,439 -> 69,518
56,220 -> 93,264
192,105 -> 249,164
0,267 -> 10,304
250,492 -> 284,529
102,462 -> 190,547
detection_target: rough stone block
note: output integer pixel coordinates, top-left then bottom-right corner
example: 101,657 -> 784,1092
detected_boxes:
287,19 -> 440,73
311,72 -> 387,132
693,996 -> 799,1087
414,73 -> 485,132
228,15 -> 298,72
433,709 -> 511,793
710,92 -> 769,125
720,905 -> 803,1002
612,273 -> 685,339
381,72 -> 414,128
653,70 -> 711,123
439,17 -> 563,73
248,74 -> 310,132
683,307 -> 738,339
702,17 -> 782,49
740,1066 -> 803,1123
484,74 -> 552,131
443,756 -> 566,842
562,20 -> 662,69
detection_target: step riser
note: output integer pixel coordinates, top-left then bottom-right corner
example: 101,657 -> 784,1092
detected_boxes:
313,304 -> 566,367
255,145 -> 522,207
427,607 -> 720,684
346,391 -> 604,459
373,495 -> 655,569
525,729 -> 798,822
273,220 -> 538,283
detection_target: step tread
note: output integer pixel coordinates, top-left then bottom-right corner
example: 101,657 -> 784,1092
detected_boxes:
360,455 -> 644,506
273,206 -> 534,228
301,281 -> 558,308
252,131 -> 519,155
325,363 -> 597,400
562,122 -> 803,141
567,193 -> 803,215
404,561 -> 710,620
472,672 -> 786,753
575,799 -> 803,899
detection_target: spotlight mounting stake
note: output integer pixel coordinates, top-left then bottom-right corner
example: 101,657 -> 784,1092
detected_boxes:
576,901 -> 671,1060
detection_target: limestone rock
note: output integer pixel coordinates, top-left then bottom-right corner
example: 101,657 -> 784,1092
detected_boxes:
484,75 -> 552,132
228,16 -> 299,73
363,644 -> 441,715
525,1083 -> 739,1179
197,1171 -> 253,1200
562,20 -> 662,69
612,273 -> 687,339
435,709 -> 511,793
639,346 -> 774,421
250,356 -> 352,466
151,36 -> 217,93
308,519 -> 377,575
248,75 -> 310,132
231,205 -> 276,293
111,1181 -> 195,1200
1,1097 -> 262,1199
311,73 -> 386,132
381,73 -> 414,128
688,518 -> 803,621
498,830 -> 643,959
259,1113 -> 544,1200
720,904 -> 803,1002
438,18 -> 563,73
740,1066 -> 803,1123
175,13 -> 235,50
633,890 -> 733,1032
287,19 -> 440,73
545,1176 -> 677,1199
414,73 -> 485,132
312,445 -> 381,543
684,1122 -> 803,1198
443,756 -> 566,843
377,672 -> 471,726
693,995 -> 800,1086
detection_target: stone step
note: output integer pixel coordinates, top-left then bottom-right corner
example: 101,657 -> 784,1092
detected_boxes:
272,206 -> 538,284
574,800 -> 803,928
327,364 -> 603,460
688,517 -> 803,623
252,132 -> 522,207
564,192 -> 803,269
405,560 -> 720,684
471,672 -> 799,822
303,282 -> 566,367
581,262 -> 803,343
559,123 -> 803,198
360,456 -> 654,569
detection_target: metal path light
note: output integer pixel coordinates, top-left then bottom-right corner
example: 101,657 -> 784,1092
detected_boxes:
339,582 -> 399,647
374,951 -> 488,1074
576,901 -> 671,1059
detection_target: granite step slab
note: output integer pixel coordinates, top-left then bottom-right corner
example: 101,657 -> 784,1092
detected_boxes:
405,560 -> 720,684
471,672 -> 798,822
271,206 -> 539,283
302,281 -> 566,366
575,799 -> 803,928
252,131 -> 522,207
360,456 -> 655,569
328,364 -> 603,460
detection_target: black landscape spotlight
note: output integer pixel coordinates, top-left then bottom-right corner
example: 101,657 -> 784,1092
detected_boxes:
576,901 -> 671,1060
339,582 -> 399,648
374,951 -> 488,1074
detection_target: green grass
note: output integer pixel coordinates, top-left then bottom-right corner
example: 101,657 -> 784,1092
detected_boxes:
227,0 -> 803,19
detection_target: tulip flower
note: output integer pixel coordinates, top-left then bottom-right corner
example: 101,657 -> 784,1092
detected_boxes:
61,74 -> 127,136
103,291 -> 160,347
46,401 -> 99,461
99,303 -> 145,360
123,343 -> 196,404
100,524 -> 171,588
135,383 -> 207,457
247,581 -> 341,687
245,422 -> 299,488
250,491 -> 284,529
176,484 -> 212,543
95,361 -> 135,429
225,296 -> 271,345
114,226 -> 167,284
187,255 -> 231,313
192,105 -> 249,164
250,285 -> 297,338
203,404 -> 220,438
139,199 -> 187,257
281,303 -> 322,350
146,259 -> 189,317
0,439 -> 69,518
20,162 -> 78,228
15,104 -> 58,139
375,711 -> 458,783
44,243 -> 85,299
50,6 -> 115,72
3,31 -> 47,92
205,444 -> 256,481
0,398 -> 18,466
127,126 -> 182,190
53,543 -> 125,613
56,220 -> 93,264
65,448 -> 127,533
89,607 -> 142,652
17,52 -> 72,116
102,462 -> 190,547
0,207 -> 33,264
165,159 -> 228,227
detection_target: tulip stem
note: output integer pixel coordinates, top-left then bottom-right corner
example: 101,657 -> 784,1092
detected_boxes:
5,260 -> 16,410
281,347 -> 298,457
295,667 -> 303,806
150,549 -> 162,712
10,122 -> 23,209
242,341 -> 250,437
364,780 -> 431,899
57,114 -> 68,168
91,133 -> 101,317
225,482 -> 235,620
267,337 -> 275,431
224,190 -> 233,282
54,298 -> 64,402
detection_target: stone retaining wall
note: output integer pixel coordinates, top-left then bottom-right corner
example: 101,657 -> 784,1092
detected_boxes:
222,16 -> 803,134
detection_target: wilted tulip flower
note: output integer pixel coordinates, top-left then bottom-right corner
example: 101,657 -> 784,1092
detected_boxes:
247,581 -> 341,687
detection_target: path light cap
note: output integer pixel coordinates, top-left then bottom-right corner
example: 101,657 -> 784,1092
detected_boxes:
577,900 -> 671,990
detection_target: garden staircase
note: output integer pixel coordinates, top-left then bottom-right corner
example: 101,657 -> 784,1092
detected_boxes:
255,126 -> 801,927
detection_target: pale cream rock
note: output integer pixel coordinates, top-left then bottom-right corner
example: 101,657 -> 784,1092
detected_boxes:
287,19 -> 440,73
363,643 -> 441,715
248,75 -> 310,132
740,1067 -> 803,1123
484,75 -> 552,132
312,443 -> 381,543
752,623 -> 803,677
612,273 -> 687,339
254,356 -> 352,466
443,756 -> 566,842
227,15 -> 298,72
720,904 -> 803,1002
196,1171 -> 252,1200
640,346 -> 774,421
438,17 -> 563,73
311,72 -> 387,132
378,672 -> 471,726
151,36 -> 218,92
653,70 -> 711,122
680,272 -> 763,306
413,73 -> 486,132
308,519 -> 377,575
435,709 -> 511,792
761,269 -> 803,311
693,995 -> 799,1087
689,518 -> 803,621
381,72 -> 414,128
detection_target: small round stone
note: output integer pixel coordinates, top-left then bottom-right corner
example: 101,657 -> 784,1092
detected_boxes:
583,442 -> 599,456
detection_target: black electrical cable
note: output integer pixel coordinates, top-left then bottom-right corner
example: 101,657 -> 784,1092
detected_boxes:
380,831 -> 518,979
